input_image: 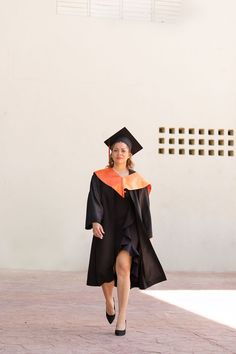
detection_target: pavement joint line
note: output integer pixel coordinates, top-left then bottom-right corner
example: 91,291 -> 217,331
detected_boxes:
189,330 -> 236,354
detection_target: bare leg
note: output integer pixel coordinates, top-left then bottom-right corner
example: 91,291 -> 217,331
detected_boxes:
102,280 -> 115,315
115,250 -> 132,330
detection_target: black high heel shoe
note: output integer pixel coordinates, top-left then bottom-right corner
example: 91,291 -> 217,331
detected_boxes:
106,297 -> 115,324
115,320 -> 126,336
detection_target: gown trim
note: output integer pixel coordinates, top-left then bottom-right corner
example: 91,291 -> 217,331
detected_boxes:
94,167 -> 151,198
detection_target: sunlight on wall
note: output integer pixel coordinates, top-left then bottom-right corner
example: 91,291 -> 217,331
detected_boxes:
142,290 -> 236,329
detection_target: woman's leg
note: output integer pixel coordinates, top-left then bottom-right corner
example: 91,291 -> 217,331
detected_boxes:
115,250 -> 132,330
102,281 -> 115,315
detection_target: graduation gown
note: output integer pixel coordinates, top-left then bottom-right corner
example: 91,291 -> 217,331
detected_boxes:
85,167 -> 167,289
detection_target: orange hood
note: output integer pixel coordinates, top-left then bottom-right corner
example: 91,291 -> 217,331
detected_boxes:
95,167 -> 151,198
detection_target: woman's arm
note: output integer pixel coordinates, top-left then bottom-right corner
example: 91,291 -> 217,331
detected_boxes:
92,222 -> 105,239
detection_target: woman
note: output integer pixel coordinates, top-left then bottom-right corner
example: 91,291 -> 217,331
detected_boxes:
85,127 -> 166,336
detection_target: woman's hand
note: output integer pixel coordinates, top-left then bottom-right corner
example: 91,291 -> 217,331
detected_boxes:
92,222 -> 105,239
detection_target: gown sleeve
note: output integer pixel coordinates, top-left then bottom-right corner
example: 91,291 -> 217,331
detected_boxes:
85,173 -> 104,230
139,187 -> 153,239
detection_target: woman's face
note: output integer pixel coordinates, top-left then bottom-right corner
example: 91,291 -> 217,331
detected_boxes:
111,142 -> 131,166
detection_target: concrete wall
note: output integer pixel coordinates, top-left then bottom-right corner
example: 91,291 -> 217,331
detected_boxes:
0,0 -> 235,272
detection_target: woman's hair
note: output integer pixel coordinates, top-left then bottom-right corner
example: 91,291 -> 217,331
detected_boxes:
107,143 -> 134,169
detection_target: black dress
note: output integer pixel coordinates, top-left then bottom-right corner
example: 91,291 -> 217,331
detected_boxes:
85,168 -> 167,289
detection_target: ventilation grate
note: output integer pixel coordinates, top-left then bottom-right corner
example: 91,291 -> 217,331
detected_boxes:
91,0 -> 120,19
56,0 -> 183,23
158,127 -> 235,157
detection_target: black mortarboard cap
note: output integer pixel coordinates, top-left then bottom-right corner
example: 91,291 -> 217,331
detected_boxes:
104,127 -> 143,155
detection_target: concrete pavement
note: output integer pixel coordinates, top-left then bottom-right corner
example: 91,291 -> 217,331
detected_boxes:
0,270 -> 236,354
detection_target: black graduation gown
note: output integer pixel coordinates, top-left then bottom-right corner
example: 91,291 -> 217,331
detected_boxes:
85,169 -> 167,290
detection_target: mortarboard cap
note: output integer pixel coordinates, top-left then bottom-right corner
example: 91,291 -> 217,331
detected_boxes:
104,127 -> 143,155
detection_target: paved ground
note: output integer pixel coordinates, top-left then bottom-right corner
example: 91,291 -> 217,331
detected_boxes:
0,270 -> 236,354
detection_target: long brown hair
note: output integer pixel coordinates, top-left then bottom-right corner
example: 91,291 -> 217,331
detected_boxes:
107,143 -> 134,169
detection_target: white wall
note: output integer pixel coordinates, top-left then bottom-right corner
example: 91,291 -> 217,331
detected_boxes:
0,0 -> 235,271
